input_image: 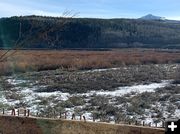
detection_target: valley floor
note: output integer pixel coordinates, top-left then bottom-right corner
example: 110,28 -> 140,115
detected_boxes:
0,63 -> 179,126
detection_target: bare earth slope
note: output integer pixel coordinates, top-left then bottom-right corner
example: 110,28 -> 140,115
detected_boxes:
0,115 -> 164,134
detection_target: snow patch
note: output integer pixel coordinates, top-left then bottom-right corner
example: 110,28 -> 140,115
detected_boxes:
81,80 -> 171,97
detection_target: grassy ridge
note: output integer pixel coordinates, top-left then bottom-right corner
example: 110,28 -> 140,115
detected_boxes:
0,115 -> 164,134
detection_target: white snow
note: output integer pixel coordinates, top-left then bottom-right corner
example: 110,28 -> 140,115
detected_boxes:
82,67 -> 123,73
174,109 -> 180,118
0,75 -> 178,125
6,79 -> 28,85
81,80 -> 171,97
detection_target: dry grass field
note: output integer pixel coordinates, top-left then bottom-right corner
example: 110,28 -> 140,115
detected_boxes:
0,49 -> 180,75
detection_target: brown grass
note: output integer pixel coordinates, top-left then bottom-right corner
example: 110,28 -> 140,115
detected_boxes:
0,115 -> 164,134
0,49 -> 180,75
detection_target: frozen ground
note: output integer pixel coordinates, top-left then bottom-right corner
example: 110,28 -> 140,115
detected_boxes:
0,64 -> 179,127
0,76 -> 177,125
81,80 -> 171,97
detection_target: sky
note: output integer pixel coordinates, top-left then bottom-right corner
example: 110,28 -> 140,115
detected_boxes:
0,0 -> 180,20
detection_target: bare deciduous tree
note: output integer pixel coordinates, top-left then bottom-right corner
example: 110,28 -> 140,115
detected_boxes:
0,11 -> 78,62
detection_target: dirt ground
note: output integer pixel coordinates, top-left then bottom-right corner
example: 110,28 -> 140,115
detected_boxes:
0,115 -> 164,134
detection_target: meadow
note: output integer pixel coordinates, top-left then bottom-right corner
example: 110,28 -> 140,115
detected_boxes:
0,48 -> 180,125
0,49 -> 180,75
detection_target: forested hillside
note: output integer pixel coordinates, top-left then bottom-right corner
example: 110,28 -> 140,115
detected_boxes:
0,16 -> 180,49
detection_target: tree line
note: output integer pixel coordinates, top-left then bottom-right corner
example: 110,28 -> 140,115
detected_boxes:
0,15 -> 180,49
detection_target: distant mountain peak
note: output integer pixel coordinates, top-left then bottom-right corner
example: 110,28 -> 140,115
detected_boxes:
140,14 -> 166,20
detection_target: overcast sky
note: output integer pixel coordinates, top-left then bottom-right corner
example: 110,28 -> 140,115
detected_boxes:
0,0 -> 180,20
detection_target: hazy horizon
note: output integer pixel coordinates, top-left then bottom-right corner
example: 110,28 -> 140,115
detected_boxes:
0,0 -> 180,20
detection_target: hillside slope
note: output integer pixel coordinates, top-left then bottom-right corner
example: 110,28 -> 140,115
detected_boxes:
0,115 -> 164,134
0,16 -> 180,49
